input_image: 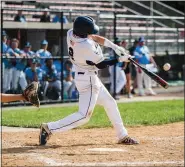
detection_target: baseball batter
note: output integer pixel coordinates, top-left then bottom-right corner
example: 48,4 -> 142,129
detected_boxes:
39,16 -> 139,145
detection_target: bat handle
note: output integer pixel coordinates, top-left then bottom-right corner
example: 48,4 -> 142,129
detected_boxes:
128,57 -> 140,67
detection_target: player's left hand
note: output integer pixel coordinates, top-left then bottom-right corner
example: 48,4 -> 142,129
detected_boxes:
115,46 -> 126,57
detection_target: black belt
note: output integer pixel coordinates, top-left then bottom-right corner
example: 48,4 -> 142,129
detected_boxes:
78,72 -> 85,75
78,71 -> 97,75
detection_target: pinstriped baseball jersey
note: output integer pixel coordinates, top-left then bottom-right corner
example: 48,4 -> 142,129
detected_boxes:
67,29 -> 104,72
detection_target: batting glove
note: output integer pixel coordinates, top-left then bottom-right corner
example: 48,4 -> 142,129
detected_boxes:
118,55 -> 132,62
115,46 -> 129,57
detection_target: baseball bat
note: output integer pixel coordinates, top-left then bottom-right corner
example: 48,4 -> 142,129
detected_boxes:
128,58 -> 169,89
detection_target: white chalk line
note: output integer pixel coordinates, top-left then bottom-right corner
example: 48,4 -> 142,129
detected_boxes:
27,152 -> 184,167
30,153 -> 184,166
140,136 -> 184,141
88,148 -> 127,152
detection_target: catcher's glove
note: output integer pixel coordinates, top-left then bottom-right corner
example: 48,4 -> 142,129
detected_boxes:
23,81 -> 40,108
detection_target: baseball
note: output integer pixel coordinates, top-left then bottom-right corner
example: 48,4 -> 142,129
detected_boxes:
163,63 -> 171,71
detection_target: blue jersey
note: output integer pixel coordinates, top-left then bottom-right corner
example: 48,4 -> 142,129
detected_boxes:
36,49 -> 52,66
63,70 -> 73,79
25,67 -> 43,81
134,45 -> 151,64
13,49 -> 27,71
3,47 -> 16,68
2,43 -> 11,69
36,49 -> 52,58
43,65 -> 58,81
52,15 -> 68,23
3,42 -> 8,53
22,50 -> 35,57
53,60 -> 62,73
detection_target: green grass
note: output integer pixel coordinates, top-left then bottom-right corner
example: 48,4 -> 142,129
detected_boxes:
2,100 -> 184,128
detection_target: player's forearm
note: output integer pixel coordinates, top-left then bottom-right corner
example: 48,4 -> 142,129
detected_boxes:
1,93 -> 25,102
86,58 -> 118,69
89,35 -> 105,45
33,73 -> 38,82
89,35 -> 118,51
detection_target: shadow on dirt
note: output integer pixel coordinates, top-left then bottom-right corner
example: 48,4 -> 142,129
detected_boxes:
2,144 -> 62,154
2,142 -> 113,154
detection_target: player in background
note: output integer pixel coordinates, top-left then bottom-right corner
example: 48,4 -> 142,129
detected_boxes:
3,38 -> 23,93
36,40 -> 52,69
25,59 -> 43,84
109,38 -> 127,99
9,39 -> 28,93
22,42 -> 36,67
2,31 -> 12,93
121,40 -> 133,98
128,40 -> 138,95
22,42 -> 35,57
39,16 -> 139,146
134,37 -> 157,96
2,30 -> 8,91
42,59 -> 61,100
63,60 -> 75,99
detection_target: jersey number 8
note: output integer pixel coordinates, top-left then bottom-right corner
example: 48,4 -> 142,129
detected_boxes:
68,47 -> 74,61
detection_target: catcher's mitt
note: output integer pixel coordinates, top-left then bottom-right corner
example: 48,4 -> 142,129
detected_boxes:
23,82 -> 40,108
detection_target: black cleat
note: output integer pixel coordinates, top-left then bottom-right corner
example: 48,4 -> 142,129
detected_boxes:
39,123 -> 51,145
118,136 -> 139,145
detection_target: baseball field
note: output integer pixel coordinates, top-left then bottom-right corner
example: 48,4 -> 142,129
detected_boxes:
2,96 -> 184,166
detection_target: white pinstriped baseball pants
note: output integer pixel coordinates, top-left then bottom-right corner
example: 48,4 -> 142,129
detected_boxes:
47,72 -> 128,140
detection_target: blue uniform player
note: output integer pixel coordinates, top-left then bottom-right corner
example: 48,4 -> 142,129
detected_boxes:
2,30 -> 11,92
22,42 -> 35,67
109,38 -> 126,99
22,42 -> 35,57
7,39 -> 28,92
25,59 -> 43,84
3,38 -> 26,92
42,59 -> 61,99
36,40 -> 52,68
134,37 -> 157,96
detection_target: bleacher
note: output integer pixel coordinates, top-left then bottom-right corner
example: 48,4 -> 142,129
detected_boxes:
2,1 -> 146,26
2,1 -> 185,55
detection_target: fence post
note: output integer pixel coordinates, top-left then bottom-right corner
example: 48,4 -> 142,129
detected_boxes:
129,26 -> 131,47
154,27 -> 156,55
177,28 -> 179,54
146,19 -> 149,45
97,11 -> 100,25
69,9 -> 72,22
60,11 -> 64,102
1,8 -> 3,95
113,12 -> 117,98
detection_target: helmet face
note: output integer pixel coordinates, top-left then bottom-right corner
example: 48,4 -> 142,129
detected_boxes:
73,16 -> 99,37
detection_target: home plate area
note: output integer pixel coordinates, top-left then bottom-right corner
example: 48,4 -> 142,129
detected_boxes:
2,122 -> 184,166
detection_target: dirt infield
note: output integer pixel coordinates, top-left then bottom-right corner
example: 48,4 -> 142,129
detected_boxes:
2,122 -> 184,167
